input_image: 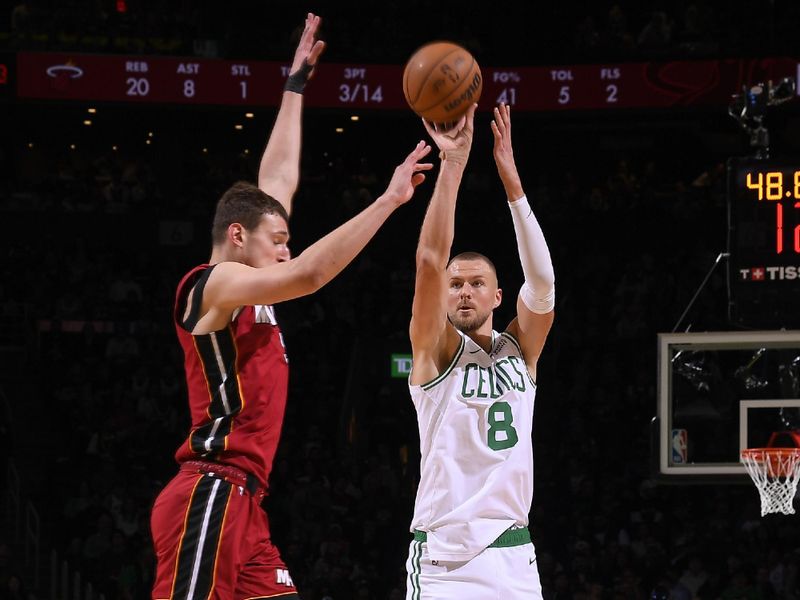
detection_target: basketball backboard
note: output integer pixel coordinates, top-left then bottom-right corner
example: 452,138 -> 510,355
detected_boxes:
655,330 -> 800,481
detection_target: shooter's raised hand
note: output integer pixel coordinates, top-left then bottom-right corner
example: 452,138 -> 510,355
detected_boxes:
422,103 -> 477,167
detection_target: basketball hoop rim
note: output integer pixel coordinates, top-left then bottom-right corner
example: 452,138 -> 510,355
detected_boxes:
741,448 -> 800,459
741,447 -> 800,479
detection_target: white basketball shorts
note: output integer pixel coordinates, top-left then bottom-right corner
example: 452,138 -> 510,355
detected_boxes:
405,530 -> 543,600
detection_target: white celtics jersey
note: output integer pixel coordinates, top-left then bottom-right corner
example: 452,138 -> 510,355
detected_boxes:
409,329 -> 536,562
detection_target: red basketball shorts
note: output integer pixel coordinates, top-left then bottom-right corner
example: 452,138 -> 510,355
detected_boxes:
151,469 -> 298,599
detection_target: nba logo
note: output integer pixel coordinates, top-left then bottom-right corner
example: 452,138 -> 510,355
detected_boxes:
671,429 -> 688,464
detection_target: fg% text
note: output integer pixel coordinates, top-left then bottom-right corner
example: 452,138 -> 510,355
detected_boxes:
491,71 -> 521,106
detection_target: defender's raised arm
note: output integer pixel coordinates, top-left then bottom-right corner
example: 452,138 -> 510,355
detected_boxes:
193,142 -> 432,333
258,12 -> 326,215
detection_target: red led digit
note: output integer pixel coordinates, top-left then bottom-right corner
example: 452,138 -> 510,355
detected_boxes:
795,202 -> 800,254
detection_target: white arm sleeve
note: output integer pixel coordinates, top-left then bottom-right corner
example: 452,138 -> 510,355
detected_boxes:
508,195 -> 555,314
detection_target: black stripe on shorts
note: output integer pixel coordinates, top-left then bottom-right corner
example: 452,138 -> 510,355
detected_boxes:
171,475 -> 233,599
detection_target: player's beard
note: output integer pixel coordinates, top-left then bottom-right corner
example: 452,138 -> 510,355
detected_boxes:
449,308 -> 491,333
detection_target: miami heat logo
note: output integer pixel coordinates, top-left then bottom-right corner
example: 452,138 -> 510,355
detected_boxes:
46,60 -> 84,92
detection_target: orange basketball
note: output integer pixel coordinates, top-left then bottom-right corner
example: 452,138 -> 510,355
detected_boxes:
402,41 -> 482,125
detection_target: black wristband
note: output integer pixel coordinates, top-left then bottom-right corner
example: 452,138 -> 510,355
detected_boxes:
284,60 -> 314,94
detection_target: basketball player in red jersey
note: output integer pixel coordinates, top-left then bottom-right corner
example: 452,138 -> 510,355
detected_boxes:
150,14 -> 433,600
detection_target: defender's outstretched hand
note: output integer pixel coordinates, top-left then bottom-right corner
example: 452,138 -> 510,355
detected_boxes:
381,141 -> 434,207
422,103 -> 477,167
491,103 -> 523,200
290,13 -> 326,77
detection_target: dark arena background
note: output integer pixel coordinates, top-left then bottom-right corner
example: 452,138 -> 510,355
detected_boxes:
3,1 -> 800,599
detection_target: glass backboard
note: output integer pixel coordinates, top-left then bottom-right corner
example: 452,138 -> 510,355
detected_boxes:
656,330 -> 800,480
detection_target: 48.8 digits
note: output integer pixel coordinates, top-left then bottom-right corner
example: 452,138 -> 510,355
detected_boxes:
746,170 -> 800,200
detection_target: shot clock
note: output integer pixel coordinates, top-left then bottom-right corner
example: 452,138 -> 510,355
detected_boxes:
728,157 -> 800,327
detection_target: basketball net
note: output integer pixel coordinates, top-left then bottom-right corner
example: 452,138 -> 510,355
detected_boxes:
740,448 -> 800,516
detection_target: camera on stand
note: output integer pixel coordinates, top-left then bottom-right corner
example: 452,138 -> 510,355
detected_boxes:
728,76 -> 796,159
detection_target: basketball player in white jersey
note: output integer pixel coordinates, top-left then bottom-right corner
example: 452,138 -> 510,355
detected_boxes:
405,102 -> 555,600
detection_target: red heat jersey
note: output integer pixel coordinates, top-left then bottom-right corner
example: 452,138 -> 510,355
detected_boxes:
172,264 -> 289,489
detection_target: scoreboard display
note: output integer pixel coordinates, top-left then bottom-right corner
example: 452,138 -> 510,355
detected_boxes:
728,158 -> 800,328
14,52 -> 799,111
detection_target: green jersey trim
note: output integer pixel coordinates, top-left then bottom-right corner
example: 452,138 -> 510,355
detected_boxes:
501,331 -> 536,388
501,330 -> 523,355
420,335 -> 466,391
